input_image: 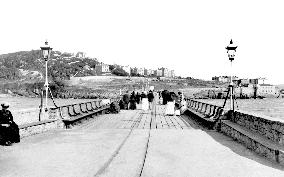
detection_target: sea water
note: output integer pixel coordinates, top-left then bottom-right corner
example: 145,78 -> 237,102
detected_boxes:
198,98 -> 284,120
0,96 -> 96,125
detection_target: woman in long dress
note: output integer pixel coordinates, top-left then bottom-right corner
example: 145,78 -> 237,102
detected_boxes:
165,92 -> 175,115
141,91 -> 149,111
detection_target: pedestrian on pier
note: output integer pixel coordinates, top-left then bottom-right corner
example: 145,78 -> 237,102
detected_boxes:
147,90 -> 154,110
141,91 -> 149,111
122,91 -> 130,110
129,91 -> 137,110
135,92 -> 141,104
165,92 -> 175,116
0,102 -> 20,146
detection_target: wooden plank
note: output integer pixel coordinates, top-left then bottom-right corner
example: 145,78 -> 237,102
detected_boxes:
150,111 -> 157,129
160,113 -> 168,129
171,115 -> 186,129
155,111 -> 163,129
118,110 -> 135,129
165,115 -> 176,129
168,115 -> 180,129
137,111 -> 147,129
144,111 -> 151,129
176,115 -> 192,129
124,110 -> 140,129
156,105 -> 164,129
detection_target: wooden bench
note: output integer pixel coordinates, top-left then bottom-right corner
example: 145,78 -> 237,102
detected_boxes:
61,101 -> 111,129
186,99 -> 224,129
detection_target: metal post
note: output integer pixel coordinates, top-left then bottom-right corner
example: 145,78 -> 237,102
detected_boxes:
45,60 -> 48,111
230,60 -> 233,111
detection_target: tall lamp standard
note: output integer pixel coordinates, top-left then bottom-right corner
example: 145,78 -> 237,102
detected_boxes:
40,41 -> 53,112
225,39 -> 237,111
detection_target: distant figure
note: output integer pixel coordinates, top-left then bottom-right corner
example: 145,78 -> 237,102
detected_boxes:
141,91 -> 149,111
179,98 -> 187,115
119,99 -> 125,109
0,103 -> 20,146
165,92 -> 175,116
161,90 -> 167,105
129,91 -> 137,110
147,90 -> 154,110
135,92 -> 141,104
122,91 -> 130,110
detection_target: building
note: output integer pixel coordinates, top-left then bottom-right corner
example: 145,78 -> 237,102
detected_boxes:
169,70 -> 175,78
76,52 -> 86,58
122,65 -> 131,75
212,76 -> 238,83
95,62 -> 110,74
257,84 -> 277,96
156,69 -> 163,77
132,67 -> 144,76
159,67 -> 170,77
144,68 -> 148,76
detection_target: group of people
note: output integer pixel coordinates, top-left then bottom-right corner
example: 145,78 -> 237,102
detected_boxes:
0,103 -> 20,146
158,90 -> 186,116
119,90 -> 155,111
119,89 -> 186,116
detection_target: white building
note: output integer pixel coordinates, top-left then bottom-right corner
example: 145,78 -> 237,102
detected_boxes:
122,65 -> 131,75
257,84 -> 277,96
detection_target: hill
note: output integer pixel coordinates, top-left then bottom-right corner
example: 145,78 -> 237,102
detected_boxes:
0,50 -> 99,81
0,50 -> 224,98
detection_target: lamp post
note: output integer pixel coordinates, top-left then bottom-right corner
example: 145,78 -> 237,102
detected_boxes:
225,39 -> 237,111
40,41 -> 53,112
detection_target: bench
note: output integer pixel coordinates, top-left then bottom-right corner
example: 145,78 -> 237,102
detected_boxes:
61,101 -> 111,129
186,99 -> 224,129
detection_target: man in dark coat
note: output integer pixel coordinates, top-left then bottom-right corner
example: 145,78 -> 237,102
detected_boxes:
129,91 -> 137,110
135,92 -> 141,104
122,91 -> 130,110
0,103 -> 20,146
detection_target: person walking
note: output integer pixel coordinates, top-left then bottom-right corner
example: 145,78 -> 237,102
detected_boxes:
147,90 -> 154,110
129,91 -> 137,110
122,91 -> 130,110
141,91 -> 149,111
135,91 -> 141,104
165,92 -> 175,116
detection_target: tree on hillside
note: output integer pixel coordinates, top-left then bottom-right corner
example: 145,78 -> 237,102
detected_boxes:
109,65 -> 115,71
112,67 -> 128,76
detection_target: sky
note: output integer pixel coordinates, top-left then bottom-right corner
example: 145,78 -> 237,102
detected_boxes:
1,0 -> 284,84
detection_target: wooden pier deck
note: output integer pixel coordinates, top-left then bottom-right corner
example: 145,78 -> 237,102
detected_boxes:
0,105 -> 283,177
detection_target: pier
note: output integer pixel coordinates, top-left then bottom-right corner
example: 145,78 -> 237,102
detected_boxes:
1,102 -> 284,177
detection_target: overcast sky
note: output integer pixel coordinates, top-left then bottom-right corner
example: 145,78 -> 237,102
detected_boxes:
1,0 -> 284,84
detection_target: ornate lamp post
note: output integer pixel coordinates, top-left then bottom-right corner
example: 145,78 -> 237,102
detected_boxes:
40,41 -> 53,112
225,39 -> 237,110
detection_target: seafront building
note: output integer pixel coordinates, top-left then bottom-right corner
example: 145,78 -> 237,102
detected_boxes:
95,62 -> 110,75
129,66 -> 175,78
122,65 -> 131,75
212,76 -> 278,97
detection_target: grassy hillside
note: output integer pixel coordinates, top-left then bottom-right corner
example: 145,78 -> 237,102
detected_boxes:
0,50 -> 224,98
0,50 -> 99,81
